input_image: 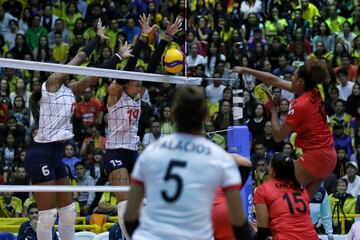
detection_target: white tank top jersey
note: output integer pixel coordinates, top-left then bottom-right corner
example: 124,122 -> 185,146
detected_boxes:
106,91 -> 141,150
131,133 -> 241,240
35,82 -> 75,143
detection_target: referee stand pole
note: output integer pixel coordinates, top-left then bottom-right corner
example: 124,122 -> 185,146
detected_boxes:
227,126 -> 253,222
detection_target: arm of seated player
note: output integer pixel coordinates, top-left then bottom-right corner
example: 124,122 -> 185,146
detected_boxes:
96,201 -> 117,214
232,66 -> 296,93
224,189 -> 252,240
70,41 -> 133,96
254,203 -> 272,240
146,17 -> 183,74
230,154 -> 252,184
46,19 -> 108,93
124,182 -> 145,237
124,14 -> 155,71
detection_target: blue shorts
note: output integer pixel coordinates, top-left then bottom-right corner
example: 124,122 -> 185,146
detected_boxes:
25,142 -> 68,184
102,148 -> 138,176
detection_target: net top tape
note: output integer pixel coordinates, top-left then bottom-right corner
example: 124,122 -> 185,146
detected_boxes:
0,58 -> 202,85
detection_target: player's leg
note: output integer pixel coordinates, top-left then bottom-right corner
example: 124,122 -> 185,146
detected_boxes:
25,145 -> 58,240
104,149 -> 132,239
56,177 -> 76,240
294,160 -> 322,199
110,168 -> 130,239
32,183 -> 58,240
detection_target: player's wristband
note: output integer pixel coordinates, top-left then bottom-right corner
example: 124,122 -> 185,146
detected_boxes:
81,35 -> 100,57
233,221 -> 252,240
254,227 -> 272,240
124,218 -> 139,237
239,165 -> 252,187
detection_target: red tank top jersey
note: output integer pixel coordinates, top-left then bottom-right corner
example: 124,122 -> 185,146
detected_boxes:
285,88 -> 333,151
253,179 -> 318,240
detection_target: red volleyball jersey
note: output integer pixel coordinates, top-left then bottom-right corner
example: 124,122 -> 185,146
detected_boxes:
253,179 -> 318,240
285,88 -> 333,151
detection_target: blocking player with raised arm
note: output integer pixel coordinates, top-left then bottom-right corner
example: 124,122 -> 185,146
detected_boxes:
124,85 -> 252,240
25,19 -> 133,240
232,59 -> 336,199
102,14 -> 182,239
253,153 -> 318,240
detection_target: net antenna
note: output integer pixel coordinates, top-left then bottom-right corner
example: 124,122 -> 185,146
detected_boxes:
0,58 -> 202,85
184,0 -> 188,78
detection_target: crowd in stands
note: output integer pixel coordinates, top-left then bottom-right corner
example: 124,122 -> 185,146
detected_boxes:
0,0 -> 359,236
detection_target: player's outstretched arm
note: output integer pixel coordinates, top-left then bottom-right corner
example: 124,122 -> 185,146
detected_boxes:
146,16 -> 183,74
232,67 -> 295,93
124,182 -> 144,237
230,153 -> 252,185
253,204 -> 272,240
46,19 -> 108,93
70,41 -> 133,96
224,189 -> 253,240
124,14 -> 156,71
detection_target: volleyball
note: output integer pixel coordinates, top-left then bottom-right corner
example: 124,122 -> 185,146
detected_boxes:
163,48 -> 185,74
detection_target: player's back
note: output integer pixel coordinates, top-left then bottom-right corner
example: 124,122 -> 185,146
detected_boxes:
254,179 -> 318,240
131,133 -> 240,240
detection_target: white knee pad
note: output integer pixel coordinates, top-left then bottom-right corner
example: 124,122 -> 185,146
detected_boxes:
58,202 -> 76,226
38,208 -> 57,230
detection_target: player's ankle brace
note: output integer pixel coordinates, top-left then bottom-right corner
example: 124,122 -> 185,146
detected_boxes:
37,208 -> 57,232
233,221 -> 252,240
82,35 -> 100,57
58,202 -> 76,226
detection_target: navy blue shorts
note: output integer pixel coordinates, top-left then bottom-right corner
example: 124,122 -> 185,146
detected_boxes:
102,148 -> 138,176
25,142 -> 68,184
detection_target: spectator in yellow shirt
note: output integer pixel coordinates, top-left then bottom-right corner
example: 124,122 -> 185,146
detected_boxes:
325,4 -> 346,34
296,0 -> 320,26
51,31 -> 70,63
0,192 -> 23,217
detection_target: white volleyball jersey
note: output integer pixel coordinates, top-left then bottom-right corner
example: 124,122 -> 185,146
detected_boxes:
106,92 -> 141,150
35,82 -> 75,143
131,133 -> 241,240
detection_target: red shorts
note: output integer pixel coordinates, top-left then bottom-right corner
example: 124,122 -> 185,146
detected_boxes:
297,146 -> 337,179
212,201 -> 234,240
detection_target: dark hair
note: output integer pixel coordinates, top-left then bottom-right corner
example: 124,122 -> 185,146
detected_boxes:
297,59 -> 328,91
172,86 -> 207,133
74,161 -> 85,169
271,153 -> 301,189
28,203 -> 38,211
29,90 -> 42,125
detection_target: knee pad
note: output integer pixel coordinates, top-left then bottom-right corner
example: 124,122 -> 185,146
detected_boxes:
58,202 -> 76,226
38,208 -> 57,230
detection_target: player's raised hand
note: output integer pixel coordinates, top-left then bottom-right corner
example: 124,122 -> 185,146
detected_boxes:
118,40 -> 134,59
139,13 -> 157,35
231,66 -> 245,74
165,16 -> 183,39
263,86 -> 280,111
96,18 -> 109,41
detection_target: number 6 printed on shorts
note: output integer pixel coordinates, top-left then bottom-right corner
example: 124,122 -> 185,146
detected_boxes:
42,165 -> 50,176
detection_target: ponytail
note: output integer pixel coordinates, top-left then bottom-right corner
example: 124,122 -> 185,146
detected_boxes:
29,89 -> 42,125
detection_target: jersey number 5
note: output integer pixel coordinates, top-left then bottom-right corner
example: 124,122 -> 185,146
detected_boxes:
161,160 -> 187,203
283,192 -> 307,214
